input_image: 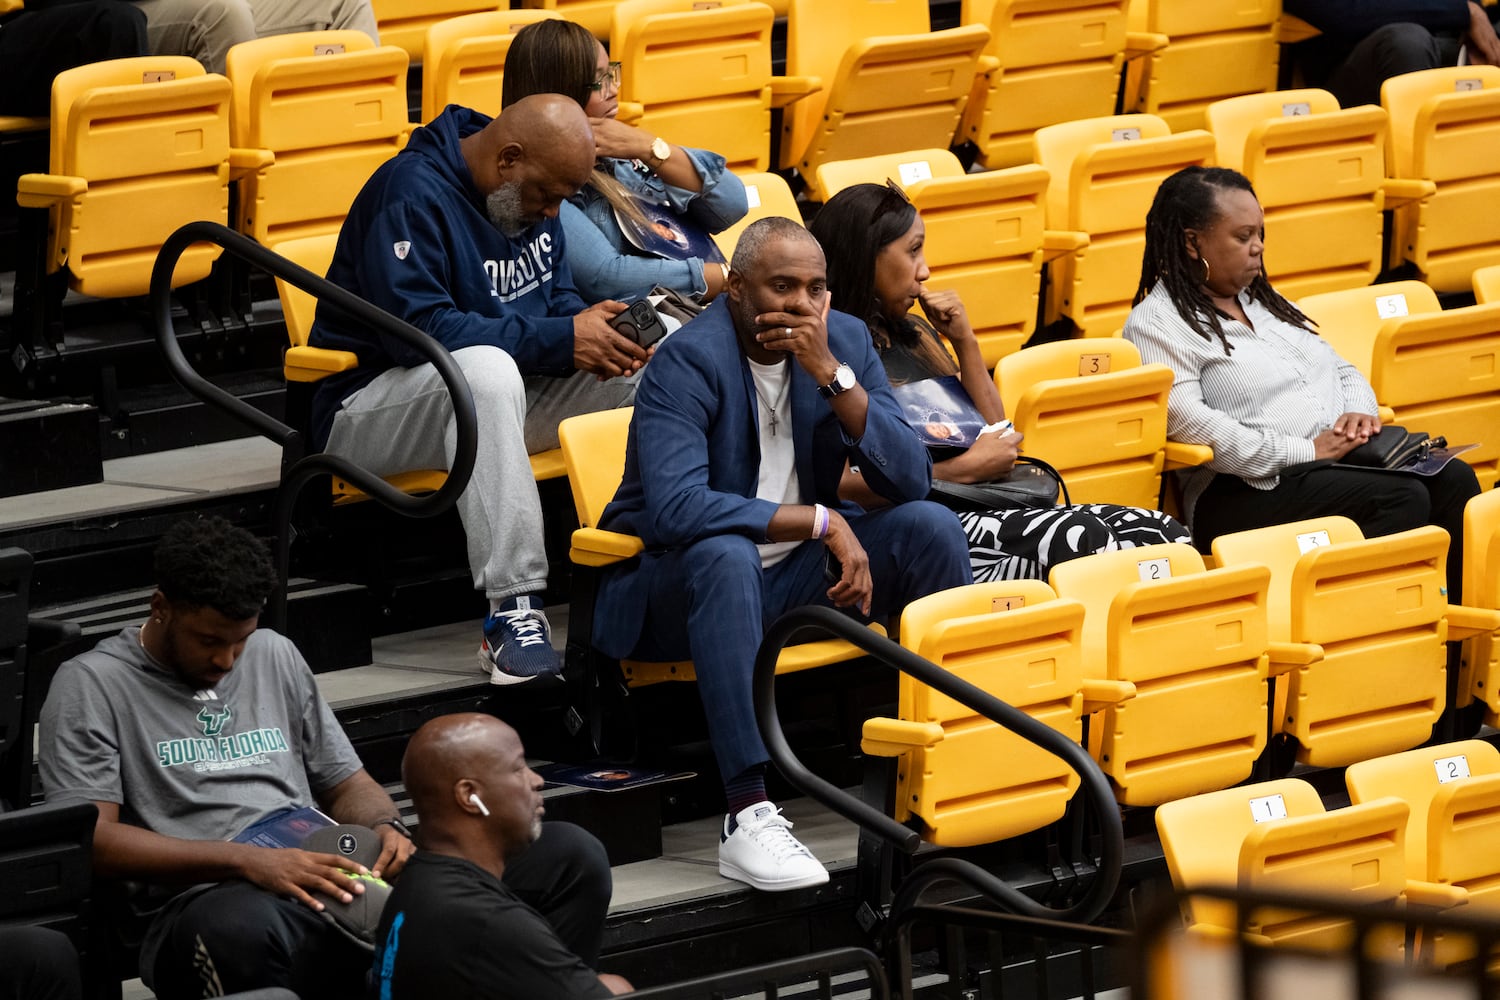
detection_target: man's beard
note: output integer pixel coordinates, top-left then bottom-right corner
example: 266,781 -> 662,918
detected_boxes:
486,182 -> 529,238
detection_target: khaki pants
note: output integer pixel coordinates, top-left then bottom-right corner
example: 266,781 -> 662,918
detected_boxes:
129,0 -> 378,74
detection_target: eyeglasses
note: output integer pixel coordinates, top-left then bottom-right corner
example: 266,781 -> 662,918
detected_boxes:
874,177 -> 912,218
590,61 -> 622,93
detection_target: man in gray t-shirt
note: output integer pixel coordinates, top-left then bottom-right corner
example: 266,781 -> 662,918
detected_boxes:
39,517 -> 416,999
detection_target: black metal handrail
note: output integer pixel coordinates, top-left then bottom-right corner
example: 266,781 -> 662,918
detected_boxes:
753,606 -> 1124,927
150,221 -> 478,629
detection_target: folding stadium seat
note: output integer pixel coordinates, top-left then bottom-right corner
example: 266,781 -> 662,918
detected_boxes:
557,407 -> 882,689
1206,88 -> 1434,301
420,10 -> 562,123
518,0 -> 621,39
1210,516 -> 1496,769
1348,740 -> 1500,965
1476,264 -> 1500,304
955,0 -> 1133,170
15,56 -> 232,299
271,236 -> 565,498
1157,777 -> 1417,952
1049,544 -> 1273,806
860,580 -> 1132,846
818,148 -> 1083,366
1031,113 -> 1215,337
1298,280 -> 1500,490
611,0 -> 819,174
1381,66 -> 1500,293
710,171 -> 803,259
994,337 -> 1211,508
226,31 -> 411,247
779,0 -> 990,198
1122,0 -> 1280,132
1457,490 -> 1500,727
369,0 -> 507,63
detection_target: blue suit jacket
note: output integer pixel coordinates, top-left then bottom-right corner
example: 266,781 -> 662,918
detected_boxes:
592,298 -> 932,658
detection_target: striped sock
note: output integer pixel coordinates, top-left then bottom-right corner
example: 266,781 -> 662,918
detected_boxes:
724,765 -> 768,830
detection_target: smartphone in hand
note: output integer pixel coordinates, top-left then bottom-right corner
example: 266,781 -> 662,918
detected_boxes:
608,300 -> 669,349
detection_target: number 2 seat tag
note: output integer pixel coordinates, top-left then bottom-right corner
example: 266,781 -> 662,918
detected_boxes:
1434,754 -> 1471,784
1138,557 -> 1171,581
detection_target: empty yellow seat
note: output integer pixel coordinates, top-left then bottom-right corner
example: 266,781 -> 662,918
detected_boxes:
1381,65 -> 1500,292
16,56 -> 232,299
420,10 -> 562,122
711,171 -> 803,260
780,0 -> 989,198
226,31 -> 411,246
1124,0 -> 1280,132
1459,490 -> 1500,726
1050,543 -> 1271,805
517,0 -> 620,38
1032,113 -> 1214,337
370,0 -> 506,63
1298,280 -> 1500,490
956,0 -> 1132,169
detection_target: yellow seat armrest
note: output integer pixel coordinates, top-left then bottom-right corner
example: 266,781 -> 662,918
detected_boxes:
1446,604 -> 1500,642
769,75 -> 822,108
1267,641 -> 1324,675
1041,229 -> 1089,262
1123,31 -> 1169,59
861,716 -> 943,757
616,102 -> 644,125
569,527 -> 645,567
16,173 -> 85,207
1379,405 -> 1396,423
1080,678 -> 1135,713
1378,177 -> 1436,209
975,54 -> 1000,75
1405,880 -> 1468,911
229,147 -> 274,175
1276,14 -> 1322,44
1164,441 -> 1214,469
284,345 -> 358,383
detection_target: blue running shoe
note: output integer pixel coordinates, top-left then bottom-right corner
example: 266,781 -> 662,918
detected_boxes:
478,596 -> 562,685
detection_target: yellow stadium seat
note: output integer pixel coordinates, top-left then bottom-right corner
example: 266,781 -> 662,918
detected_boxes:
1475,264 -> 1500,304
1298,281 -> 1500,490
818,148 -> 1083,366
1157,777 -> 1412,952
558,408 -> 882,687
15,56 -> 231,299
780,0 -> 989,198
860,580 -> 1131,846
711,171 -> 803,259
1206,88 -> 1434,301
995,337 -> 1211,507
420,10 -> 562,123
1211,517 -> 1452,769
611,0 -> 816,174
370,0 -> 507,63
1123,0 -> 1280,132
1049,543 -> 1272,805
956,0 -> 1133,170
1031,113 -> 1215,337
1381,65 -> 1500,292
1459,490 -> 1500,726
517,0 -> 619,38
226,31 -> 411,247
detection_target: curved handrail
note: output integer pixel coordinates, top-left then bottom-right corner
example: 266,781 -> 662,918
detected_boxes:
753,605 -> 1123,928
150,221 -> 478,629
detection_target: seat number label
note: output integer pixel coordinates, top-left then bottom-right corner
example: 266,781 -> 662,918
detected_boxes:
1295,530 -> 1331,553
897,161 -> 932,185
1281,102 -> 1311,116
1138,557 -> 1171,581
1249,793 -> 1288,823
1078,353 -> 1111,375
1375,293 -> 1409,318
992,595 -> 1026,611
1111,128 -> 1141,142
1434,754 -> 1471,783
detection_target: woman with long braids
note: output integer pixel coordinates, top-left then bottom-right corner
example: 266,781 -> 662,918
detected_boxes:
1124,165 -> 1478,599
810,182 -> 1190,583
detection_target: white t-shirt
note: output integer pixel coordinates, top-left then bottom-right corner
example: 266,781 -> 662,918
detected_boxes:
748,357 -> 801,567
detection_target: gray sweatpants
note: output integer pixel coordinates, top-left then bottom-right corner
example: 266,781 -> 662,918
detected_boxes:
323,346 -> 637,600
130,0 -> 378,75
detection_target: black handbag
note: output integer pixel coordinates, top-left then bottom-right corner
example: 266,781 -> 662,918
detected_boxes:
927,456 -> 1069,513
1341,426 -> 1439,470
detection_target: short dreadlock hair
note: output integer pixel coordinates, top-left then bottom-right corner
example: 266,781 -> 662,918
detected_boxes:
154,516 -> 276,620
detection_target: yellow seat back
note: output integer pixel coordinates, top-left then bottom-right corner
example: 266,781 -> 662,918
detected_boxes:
1381,65 -> 1500,291
1050,543 -> 1271,805
1032,114 -> 1214,336
1475,264 -> 1500,304
31,57 -> 231,297
227,31 -> 410,245
272,234 -> 340,353
997,338 -> 1173,507
1213,518 -> 1449,768
711,171 -> 803,260
370,0 -> 506,62
519,0 -> 619,38
1461,490 -> 1500,723
1207,89 -> 1392,300
893,580 -> 1086,846
781,0 -> 989,196
1125,0 -> 1280,132
420,10 -> 562,122
957,0 -> 1130,169
558,407 -> 634,529
612,0 -> 777,173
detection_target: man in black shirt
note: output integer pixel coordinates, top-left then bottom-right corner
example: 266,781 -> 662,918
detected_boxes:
369,714 -> 631,998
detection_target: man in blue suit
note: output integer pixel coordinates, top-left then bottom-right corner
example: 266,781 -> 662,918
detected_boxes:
594,218 -> 972,892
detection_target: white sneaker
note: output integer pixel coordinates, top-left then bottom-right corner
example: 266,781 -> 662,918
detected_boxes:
718,801 -> 830,892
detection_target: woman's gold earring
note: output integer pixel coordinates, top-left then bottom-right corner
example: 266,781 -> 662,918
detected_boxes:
1200,257 -> 1211,284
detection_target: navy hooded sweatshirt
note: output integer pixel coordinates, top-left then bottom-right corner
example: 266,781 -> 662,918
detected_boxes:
307,105 -> 586,449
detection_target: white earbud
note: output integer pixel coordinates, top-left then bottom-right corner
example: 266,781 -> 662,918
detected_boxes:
468,793 -> 490,817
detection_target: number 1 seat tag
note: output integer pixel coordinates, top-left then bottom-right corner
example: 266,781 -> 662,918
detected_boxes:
1249,793 -> 1288,823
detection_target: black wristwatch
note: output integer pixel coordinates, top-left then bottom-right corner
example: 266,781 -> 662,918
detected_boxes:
374,816 -> 414,840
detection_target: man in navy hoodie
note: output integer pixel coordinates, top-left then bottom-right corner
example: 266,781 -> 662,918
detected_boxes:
309,94 -> 650,685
